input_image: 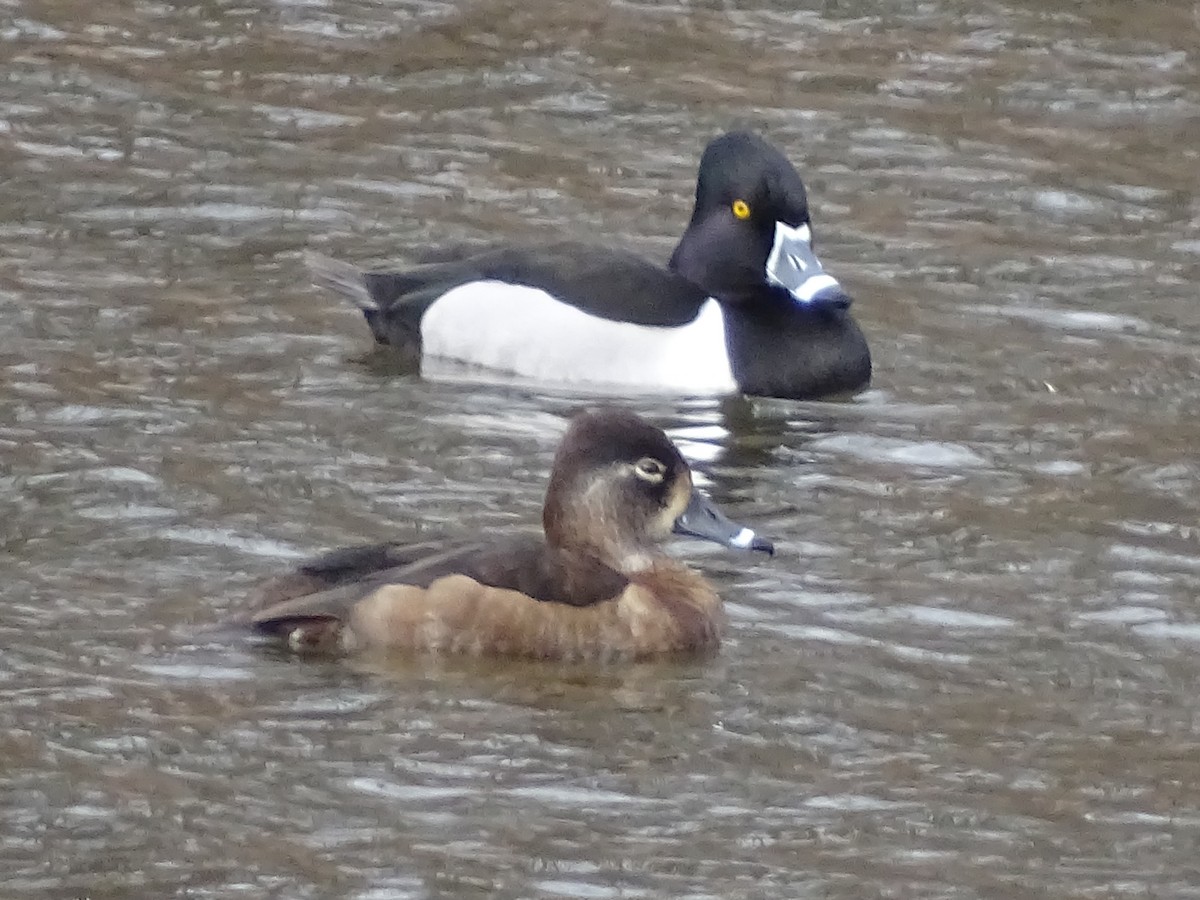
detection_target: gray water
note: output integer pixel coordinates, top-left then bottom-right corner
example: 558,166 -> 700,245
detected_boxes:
3,1 -> 1200,897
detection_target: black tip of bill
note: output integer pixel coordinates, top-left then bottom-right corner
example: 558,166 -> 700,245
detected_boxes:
808,286 -> 853,312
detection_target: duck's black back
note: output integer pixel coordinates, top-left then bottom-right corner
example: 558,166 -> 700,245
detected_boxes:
364,242 -> 709,333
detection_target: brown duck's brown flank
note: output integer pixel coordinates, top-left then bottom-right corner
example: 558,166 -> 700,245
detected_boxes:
340,562 -> 723,660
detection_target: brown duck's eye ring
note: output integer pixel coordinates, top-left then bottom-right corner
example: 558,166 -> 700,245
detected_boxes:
634,457 -> 667,484
731,199 -> 751,220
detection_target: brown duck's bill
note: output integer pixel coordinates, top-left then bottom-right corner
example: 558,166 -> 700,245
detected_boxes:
673,491 -> 775,556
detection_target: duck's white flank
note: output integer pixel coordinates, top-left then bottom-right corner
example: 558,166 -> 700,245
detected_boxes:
420,281 -> 737,394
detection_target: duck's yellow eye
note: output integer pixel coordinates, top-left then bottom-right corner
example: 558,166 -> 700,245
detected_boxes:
634,457 -> 667,484
731,199 -> 751,220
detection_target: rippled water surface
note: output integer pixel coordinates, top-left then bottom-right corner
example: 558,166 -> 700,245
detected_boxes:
3,0 -> 1200,896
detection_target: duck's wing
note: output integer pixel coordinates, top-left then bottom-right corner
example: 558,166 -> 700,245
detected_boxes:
307,243 -> 708,333
251,539 -> 469,610
247,539 -> 513,648
249,537 -> 630,648
248,577 -> 383,649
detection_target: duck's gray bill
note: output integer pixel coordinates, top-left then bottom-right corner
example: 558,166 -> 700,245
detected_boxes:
765,221 -> 851,311
673,491 -> 774,555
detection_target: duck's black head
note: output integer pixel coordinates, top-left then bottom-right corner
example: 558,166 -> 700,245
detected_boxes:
670,130 -> 851,314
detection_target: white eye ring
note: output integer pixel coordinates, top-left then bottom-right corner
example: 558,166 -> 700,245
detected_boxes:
634,457 -> 666,484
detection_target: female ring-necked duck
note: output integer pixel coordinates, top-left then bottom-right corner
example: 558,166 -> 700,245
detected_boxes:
306,130 -> 871,400
247,407 -> 773,659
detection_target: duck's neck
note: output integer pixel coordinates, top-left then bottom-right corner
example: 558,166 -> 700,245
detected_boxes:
609,545 -> 656,577
543,482 -> 661,578
552,535 -> 656,579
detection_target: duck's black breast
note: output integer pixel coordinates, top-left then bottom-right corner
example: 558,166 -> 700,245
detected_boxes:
722,295 -> 872,399
365,242 -> 710,332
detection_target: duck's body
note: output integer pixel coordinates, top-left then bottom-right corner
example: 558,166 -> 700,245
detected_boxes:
307,131 -> 871,400
310,244 -> 739,393
248,408 -> 773,660
255,551 -> 722,661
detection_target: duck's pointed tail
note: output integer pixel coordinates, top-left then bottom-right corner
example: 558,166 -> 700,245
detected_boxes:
304,251 -> 378,313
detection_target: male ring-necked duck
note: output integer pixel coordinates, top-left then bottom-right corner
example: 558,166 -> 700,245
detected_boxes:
306,130 -> 871,400
247,407 -> 773,659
